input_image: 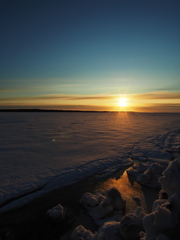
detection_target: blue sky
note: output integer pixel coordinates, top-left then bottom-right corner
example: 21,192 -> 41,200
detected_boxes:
0,0 -> 180,111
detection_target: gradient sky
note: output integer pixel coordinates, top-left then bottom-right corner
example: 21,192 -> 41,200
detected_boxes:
0,0 -> 180,111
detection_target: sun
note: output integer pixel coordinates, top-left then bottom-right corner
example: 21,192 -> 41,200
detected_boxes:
118,97 -> 128,107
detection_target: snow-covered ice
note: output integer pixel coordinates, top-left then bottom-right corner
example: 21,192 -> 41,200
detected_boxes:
0,112 -> 180,212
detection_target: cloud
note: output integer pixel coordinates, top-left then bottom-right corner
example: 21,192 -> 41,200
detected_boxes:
1,91 -> 180,104
130,91 -> 180,100
39,94 -> 114,101
0,88 -> 40,92
0,94 -> 115,102
69,95 -> 114,100
150,84 -> 180,93
0,89 -> 23,92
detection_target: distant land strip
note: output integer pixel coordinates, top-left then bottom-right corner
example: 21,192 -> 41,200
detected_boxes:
0,109 -> 111,113
1,109 -> 179,114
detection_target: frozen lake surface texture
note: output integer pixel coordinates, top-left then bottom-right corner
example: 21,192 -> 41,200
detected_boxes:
0,112 -> 180,212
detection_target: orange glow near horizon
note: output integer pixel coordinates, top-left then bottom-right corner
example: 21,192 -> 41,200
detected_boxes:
1,91 -> 180,112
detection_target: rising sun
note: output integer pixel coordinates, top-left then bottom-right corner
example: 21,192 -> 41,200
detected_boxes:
118,97 -> 128,107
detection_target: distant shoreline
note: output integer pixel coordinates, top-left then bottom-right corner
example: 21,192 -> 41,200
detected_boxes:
0,109 -> 180,113
0,109 -> 110,113
0,109 -> 127,113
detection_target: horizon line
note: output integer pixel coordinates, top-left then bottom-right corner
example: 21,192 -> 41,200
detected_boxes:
0,108 -> 180,114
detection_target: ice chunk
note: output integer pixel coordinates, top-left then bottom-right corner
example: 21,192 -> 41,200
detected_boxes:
90,200 -> 114,220
80,188 -> 126,226
156,234 -> 170,240
159,159 -> 180,196
128,163 -> 166,188
119,207 -> 145,240
94,212 -> 123,228
47,203 -> 64,220
162,193 -> 180,226
154,205 -> 173,231
138,163 -> 166,188
71,225 -> 94,240
94,221 -> 121,240
142,213 -> 158,240
138,167 -> 153,185
152,199 -> 168,212
80,192 -> 103,207
127,162 -> 149,178
104,187 -> 126,211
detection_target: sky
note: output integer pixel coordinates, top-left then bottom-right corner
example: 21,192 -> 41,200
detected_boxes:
0,0 -> 180,112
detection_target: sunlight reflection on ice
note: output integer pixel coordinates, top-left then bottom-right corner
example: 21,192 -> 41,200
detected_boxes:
95,170 -> 147,214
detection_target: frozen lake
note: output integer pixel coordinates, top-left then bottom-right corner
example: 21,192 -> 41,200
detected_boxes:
0,112 -> 180,212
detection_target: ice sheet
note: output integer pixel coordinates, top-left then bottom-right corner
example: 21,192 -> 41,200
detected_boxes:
0,112 -> 180,212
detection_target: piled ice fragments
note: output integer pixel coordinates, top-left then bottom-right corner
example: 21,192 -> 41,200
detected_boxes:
80,187 -> 126,226
71,159 -> 180,240
141,159 -> 180,240
127,162 -> 166,188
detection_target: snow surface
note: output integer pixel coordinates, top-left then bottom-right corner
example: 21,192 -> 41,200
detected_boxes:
0,112 -> 180,212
